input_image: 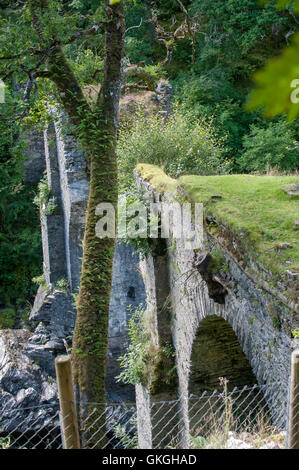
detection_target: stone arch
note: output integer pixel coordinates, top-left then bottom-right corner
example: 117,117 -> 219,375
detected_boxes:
189,315 -> 257,394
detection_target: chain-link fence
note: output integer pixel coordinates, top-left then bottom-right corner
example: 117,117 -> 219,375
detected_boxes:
0,400 -> 62,449
187,383 -> 287,449
78,402 -> 137,449
1,382 -> 298,449
143,383 -> 289,449
0,399 -> 138,449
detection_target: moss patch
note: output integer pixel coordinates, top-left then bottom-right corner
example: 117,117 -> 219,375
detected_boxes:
136,163 -> 178,195
137,164 -> 299,281
179,173 -> 299,278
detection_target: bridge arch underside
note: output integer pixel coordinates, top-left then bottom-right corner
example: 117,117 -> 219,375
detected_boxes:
189,315 -> 257,394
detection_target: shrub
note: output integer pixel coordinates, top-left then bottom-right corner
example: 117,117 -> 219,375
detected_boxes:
0,307 -> 16,329
55,277 -> 70,293
117,107 -> 230,189
239,120 -> 299,172
33,174 -> 57,214
116,306 -> 157,387
116,306 -> 175,390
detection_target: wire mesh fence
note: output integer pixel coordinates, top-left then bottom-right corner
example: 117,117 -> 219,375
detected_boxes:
79,402 -> 137,449
0,400 -> 62,449
148,383 -> 289,449
187,383 -> 287,449
0,382 -> 298,449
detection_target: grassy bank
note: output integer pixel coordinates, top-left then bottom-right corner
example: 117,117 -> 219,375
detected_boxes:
136,164 -> 299,280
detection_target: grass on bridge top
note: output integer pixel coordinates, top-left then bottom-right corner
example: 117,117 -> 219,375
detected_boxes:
179,173 -> 299,276
136,164 -> 299,279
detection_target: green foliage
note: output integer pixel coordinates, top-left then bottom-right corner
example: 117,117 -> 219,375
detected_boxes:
208,249 -> 229,274
190,0 -> 287,59
0,434 -> 10,449
55,277 -> 70,293
0,86 -> 42,308
239,119 -> 299,172
271,315 -> 282,330
177,171 -> 299,279
117,305 -> 176,390
0,180 -> 42,307
260,0 -> 299,14
247,32 -> 299,121
117,107 -> 229,190
33,174 -> 51,208
169,0 -> 298,169
116,306 -> 155,386
118,188 -> 154,258
189,434 -> 208,449
124,1 -> 155,64
32,274 -> 48,291
247,0 -> 299,121
172,75 -> 260,165
69,48 -> 104,86
34,172 -> 59,215
19,302 -> 32,327
113,417 -> 138,449
0,307 -> 16,329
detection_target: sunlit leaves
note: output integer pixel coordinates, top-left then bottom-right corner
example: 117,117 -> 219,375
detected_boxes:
247,31 -> 299,121
69,48 -> 104,86
247,0 -> 299,120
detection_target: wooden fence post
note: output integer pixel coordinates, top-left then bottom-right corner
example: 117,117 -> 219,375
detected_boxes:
55,355 -> 81,449
288,349 -> 299,449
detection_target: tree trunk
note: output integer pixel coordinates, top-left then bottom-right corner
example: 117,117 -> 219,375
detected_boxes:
70,2 -> 125,447
71,141 -> 118,448
28,0 -> 125,448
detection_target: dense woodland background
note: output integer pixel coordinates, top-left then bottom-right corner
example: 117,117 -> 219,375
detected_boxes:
0,0 -> 298,322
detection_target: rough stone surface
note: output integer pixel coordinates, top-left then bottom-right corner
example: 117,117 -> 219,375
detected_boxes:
24,287 -> 75,376
189,315 -> 257,392
42,122 -> 68,287
0,329 -> 58,437
106,242 -> 146,402
1,111 -> 147,440
23,128 -> 46,184
1,117 -> 84,437
134,171 -> 299,448
54,117 -> 90,293
283,183 -> 299,196
118,79 -> 173,124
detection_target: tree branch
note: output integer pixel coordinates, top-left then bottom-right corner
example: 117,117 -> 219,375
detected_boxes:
95,2 -> 125,129
174,0 -> 196,63
0,22 -> 106,64
150,11 -> 189,66
125,18 -> 143,34
28,0 -> 92,128
123,65 -> 156,92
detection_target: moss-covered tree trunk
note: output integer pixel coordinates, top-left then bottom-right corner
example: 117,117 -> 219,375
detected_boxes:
71,141 -> 119,447
28,0 -> 125,447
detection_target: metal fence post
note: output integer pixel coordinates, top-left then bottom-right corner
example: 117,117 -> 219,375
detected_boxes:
288,349 -> 299,449
55,355 -> 81,449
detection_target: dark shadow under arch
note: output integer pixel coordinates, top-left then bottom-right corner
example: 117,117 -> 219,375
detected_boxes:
189,315 -> 256,394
